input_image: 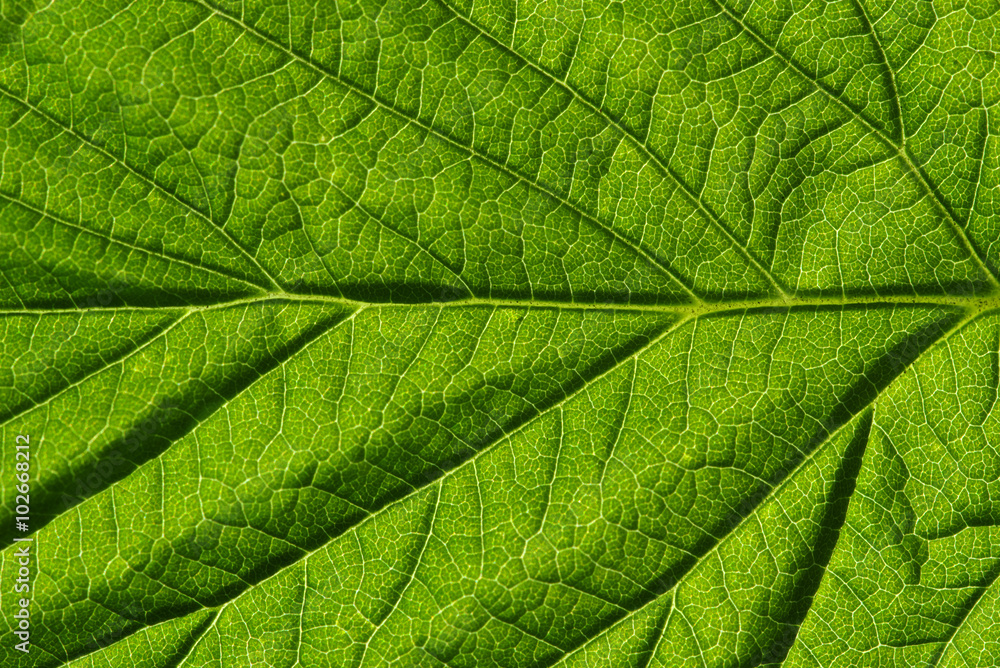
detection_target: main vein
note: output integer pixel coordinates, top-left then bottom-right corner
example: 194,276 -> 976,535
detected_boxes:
3,290 -> 1000,319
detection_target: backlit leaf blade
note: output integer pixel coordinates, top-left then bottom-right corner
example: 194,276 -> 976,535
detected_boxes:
0,0 -> 998,666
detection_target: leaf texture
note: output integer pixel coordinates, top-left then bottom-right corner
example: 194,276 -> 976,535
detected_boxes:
0,0 -> 999,666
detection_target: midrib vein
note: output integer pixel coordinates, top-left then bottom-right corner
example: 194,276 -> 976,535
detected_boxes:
3,291 -> 1000,319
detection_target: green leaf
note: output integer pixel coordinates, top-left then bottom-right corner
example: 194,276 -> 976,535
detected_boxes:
1,0 -> 999,666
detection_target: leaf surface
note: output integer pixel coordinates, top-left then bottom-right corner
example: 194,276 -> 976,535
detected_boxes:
1,0 -> 999,666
